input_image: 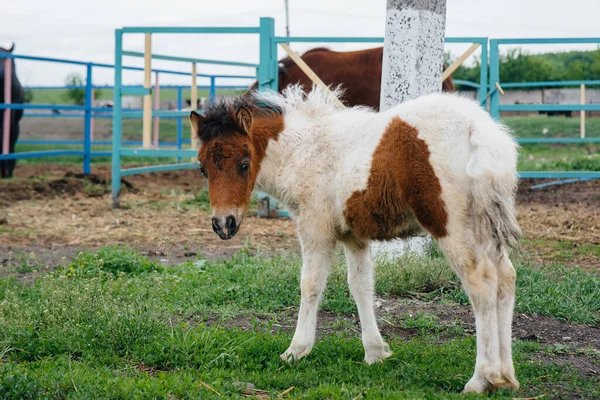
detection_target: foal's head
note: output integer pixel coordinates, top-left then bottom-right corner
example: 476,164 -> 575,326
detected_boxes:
190,98 -> 282,240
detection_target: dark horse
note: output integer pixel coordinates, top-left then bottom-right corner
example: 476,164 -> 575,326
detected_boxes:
0,44 -> 25,178
249,47 -> 455,110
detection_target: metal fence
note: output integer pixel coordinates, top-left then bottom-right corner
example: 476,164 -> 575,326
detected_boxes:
2,26 -> 599,201
0,52 -> 253,174
109,18 -> 490,207
489,37 -> 600,179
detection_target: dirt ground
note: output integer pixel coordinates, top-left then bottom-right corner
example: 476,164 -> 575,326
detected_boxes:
19,118 -> 144,142
1,164 -> 599,270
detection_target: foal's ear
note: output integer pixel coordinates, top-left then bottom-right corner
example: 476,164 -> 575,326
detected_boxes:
189,111 -> 205,138
235,106 -> 253,135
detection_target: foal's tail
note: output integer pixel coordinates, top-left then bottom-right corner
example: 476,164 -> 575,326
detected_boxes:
466,117 -> 522,257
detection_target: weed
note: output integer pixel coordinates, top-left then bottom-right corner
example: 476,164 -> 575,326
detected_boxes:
67,246 -> 163,276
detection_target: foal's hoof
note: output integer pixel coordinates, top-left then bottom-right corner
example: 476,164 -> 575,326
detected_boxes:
280,345 -> 311,364
364,343 -> 393,365
462,372 -> 520,394
462,376 -> 493,394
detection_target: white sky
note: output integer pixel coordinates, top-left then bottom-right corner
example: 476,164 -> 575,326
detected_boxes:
1,0 -> 599,87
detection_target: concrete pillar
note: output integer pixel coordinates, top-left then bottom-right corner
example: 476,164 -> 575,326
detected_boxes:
380,0 -> 447,108
374,0 -> 447,258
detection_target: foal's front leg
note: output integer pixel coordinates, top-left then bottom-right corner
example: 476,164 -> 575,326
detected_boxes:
281,229 -> 335,362
343,238 -> 392,364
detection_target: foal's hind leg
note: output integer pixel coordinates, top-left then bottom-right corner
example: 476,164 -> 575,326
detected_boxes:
438,235 -> 506,393
497,255 -> 519,389
343,238 -> 391,364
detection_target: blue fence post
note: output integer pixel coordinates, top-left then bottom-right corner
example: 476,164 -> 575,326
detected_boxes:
112,29 -> 124,208
83,63 -> 93,174
177,86 -> 183,162
258,17 -> 276,91
479,39 -> 488,108
489,39 -> 500,119
256,17 -> 280,217
209,77 -> 216,103
270,32 -> 279,91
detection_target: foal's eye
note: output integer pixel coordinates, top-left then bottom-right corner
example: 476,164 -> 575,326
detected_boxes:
239,162 -> 250,174
199,164 -> 207,178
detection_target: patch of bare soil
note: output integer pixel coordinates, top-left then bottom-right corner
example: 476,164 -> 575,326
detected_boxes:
517,179 -> 600,246
20,118 -> 146,142
0,172 -> 115,207
3,164 -> 298,265
516,178 -> 599,269
517,178 -> 600,205
0,192 -> 298,265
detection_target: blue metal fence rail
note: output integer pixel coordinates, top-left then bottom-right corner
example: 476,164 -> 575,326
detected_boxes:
489,37 -> 600,179
111,23 -> 265,207
0,51 -> 254,174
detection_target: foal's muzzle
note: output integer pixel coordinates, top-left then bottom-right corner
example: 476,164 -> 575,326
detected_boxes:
212,215 -> 239,240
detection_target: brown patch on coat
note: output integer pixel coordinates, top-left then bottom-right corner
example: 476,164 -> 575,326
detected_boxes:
195,110 -> 284,212
247,112 -> 284,186
343,117 -> 448,240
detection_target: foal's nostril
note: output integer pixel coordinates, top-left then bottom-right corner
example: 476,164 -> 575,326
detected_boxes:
225,215 -> 236,234
212,217 -> 221,234
212,215 -> 238,240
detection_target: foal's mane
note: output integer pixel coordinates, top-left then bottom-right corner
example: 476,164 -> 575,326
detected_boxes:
198,96 -> 282,142
251,84 -> 352,116
199,85 -> 355,142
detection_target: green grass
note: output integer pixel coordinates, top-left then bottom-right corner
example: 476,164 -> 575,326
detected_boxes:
502,115 -> 600,171
503,115 -> 600,172
181,188 -> 212,212
523,239 -> 600,265
14,144 -> 180,166
503,115 -> 600,139
516,143 -> 600,171
0,246 -> 598,398
67,246 -> 163,276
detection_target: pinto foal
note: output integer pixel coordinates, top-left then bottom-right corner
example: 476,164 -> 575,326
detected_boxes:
190,87 -> 521,394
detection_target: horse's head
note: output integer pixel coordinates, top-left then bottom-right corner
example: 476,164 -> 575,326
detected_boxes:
190,97 -> 283,240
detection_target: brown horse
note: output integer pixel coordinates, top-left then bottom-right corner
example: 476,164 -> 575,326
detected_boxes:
0,44 -> 25,178
249,47 -> 455,110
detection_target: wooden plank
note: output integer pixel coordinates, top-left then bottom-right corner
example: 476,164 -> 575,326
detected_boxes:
142,33 -> 152,149
190,63 -> 198,151
580,83 -> 586,139
441,42 -> 480,82
153,73 -> 160,149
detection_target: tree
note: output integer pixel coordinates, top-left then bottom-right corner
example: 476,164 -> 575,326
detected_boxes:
499,49 -> 557,83
449,48 -> 600,90
23,89 -> 34,103
64,73 -> 85,105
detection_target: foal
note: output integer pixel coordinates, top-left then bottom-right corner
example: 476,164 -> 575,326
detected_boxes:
190,86 -> 521,394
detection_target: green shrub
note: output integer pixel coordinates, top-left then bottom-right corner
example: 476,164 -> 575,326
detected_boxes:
68,245 -> 162,276
0,363 -> 43,399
